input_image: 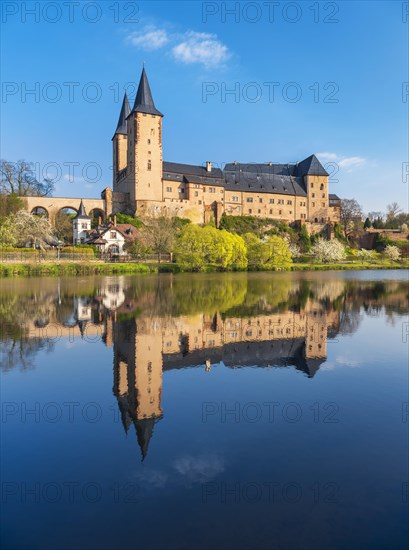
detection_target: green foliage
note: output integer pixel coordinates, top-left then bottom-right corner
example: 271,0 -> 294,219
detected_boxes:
334,223 -> 348,245
242,233 -> 292,270
0,193 -> 25,222
62,246 -> 96,256
219,213 -> 270,237
363,217 -> 371,229
299,224 -> 311,252
175,225 -> 247,271
373,233 -> 392,252
114,213 -> 143,228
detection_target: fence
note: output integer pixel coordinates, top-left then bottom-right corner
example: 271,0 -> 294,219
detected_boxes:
0,249 -> 172,264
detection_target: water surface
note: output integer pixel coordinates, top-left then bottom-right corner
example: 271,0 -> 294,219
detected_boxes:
1,271 -> 408,549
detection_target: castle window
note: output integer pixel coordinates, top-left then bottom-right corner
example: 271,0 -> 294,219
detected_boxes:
249,209 -> 252,213
194,184 -> 200,188
322,193 -> 325,198
209,187 -> 215,193
269,209 -> 273,214
179,188 -> 184,193
258,209 -> 261,214
148,151 -> 151,155
287,200 -> 292,205
147,160 -> 152,171
147,139 -> 151,145
320,183 -> 324,190
269,198 -> 274,203
232,196 -> 238,202
311,182 -> 314,188
166,187 -> 172,192
195,191 -> 199,197
247,197 -> 253,202
312,202 -> 315,207
314,218 -> 318,222
279,210 -> 282,215
259,198 -> 262,203
322,202 -> 325,207
312,193 -> 315,198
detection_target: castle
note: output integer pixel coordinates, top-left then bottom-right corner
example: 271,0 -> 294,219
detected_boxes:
24,67 -> 340,231
110,67 -> 341,230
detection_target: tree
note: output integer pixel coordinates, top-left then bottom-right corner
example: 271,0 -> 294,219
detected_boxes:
311,238 -> 346,263
0,216 -> 17,247
242,233 -> 292,269
368,211 -> 385,229
340,199 -> 363,238
0,159 -> 55,197
13,210 -> 53,249
299,224 -> 311,252
0,193 -> 25,222
175,225 -> 208,270
384,245 -> 400,261
356,249 -> 376,262
142,213 -> 177,263
54,211 -> 73,244
363,217 -> 371,229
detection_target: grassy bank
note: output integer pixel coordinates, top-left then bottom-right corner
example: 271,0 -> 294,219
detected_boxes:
1,259 -> 407,277
0,262 -> 156,277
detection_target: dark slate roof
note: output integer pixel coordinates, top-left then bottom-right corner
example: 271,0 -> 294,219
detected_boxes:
223,170 -> 307,196
73,200 -> 90,220
295,154 -> 329,177
113,93 -> 130,138
329,193 -> 341,201
163,161 -> 223,179
162,155 -> 328,196
131,67 -> 163,117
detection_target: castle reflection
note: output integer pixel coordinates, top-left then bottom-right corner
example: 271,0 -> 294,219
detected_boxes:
1,273 -> 408,459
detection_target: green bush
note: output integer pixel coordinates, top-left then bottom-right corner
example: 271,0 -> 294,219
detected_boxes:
62,246 -> 96,256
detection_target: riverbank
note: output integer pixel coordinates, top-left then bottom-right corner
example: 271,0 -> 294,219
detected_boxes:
1,259 -> 408,277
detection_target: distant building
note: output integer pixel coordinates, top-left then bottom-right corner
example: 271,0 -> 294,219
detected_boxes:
72,201 -> 138,255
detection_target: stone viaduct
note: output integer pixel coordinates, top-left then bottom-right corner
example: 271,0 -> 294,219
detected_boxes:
22,188 -> 113,224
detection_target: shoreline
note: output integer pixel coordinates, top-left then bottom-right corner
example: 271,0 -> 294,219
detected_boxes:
0,261 -> 408,277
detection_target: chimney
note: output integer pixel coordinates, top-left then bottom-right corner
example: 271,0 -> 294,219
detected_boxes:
206,160 -> 212,173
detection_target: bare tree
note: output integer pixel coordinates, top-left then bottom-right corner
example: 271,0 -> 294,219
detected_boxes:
142,211 -> 176,263
340,198 -> 363,238
386,202 -> 402,222
1,159 -> 55,197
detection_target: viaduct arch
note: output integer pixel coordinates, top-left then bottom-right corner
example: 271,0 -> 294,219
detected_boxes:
23,191 -> 112,224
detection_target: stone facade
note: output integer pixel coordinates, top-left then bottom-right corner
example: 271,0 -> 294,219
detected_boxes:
111,68 -> 341,233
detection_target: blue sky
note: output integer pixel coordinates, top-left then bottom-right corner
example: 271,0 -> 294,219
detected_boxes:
1,0 -> 408,213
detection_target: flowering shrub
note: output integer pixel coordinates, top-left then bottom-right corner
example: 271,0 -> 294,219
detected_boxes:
356,249 -> 376,262
384,245 -> 400,261
311,238 -> 346,263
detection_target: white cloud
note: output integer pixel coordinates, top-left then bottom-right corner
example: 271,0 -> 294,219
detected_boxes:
317,153 -> 367,172
171,32 -> 230,68
338,156 -> 366,170
126,27 -> 169,51
126,25 -> 230,69
173,454 -> 225,482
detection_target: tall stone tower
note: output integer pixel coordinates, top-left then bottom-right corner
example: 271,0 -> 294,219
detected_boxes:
112,93 -> 130,188
126,68 -> 164,215
297,154 -> 329,225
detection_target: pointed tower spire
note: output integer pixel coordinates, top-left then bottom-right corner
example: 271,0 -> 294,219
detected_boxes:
73,199 -> 90,220
131,67 -> 163,117
113,93 -> 131,138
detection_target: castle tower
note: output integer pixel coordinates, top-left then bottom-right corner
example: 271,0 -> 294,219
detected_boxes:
72,200 -> 91,244
298,155 -> 329,226
126,68 -> 164,214
112,93 -> 130,188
